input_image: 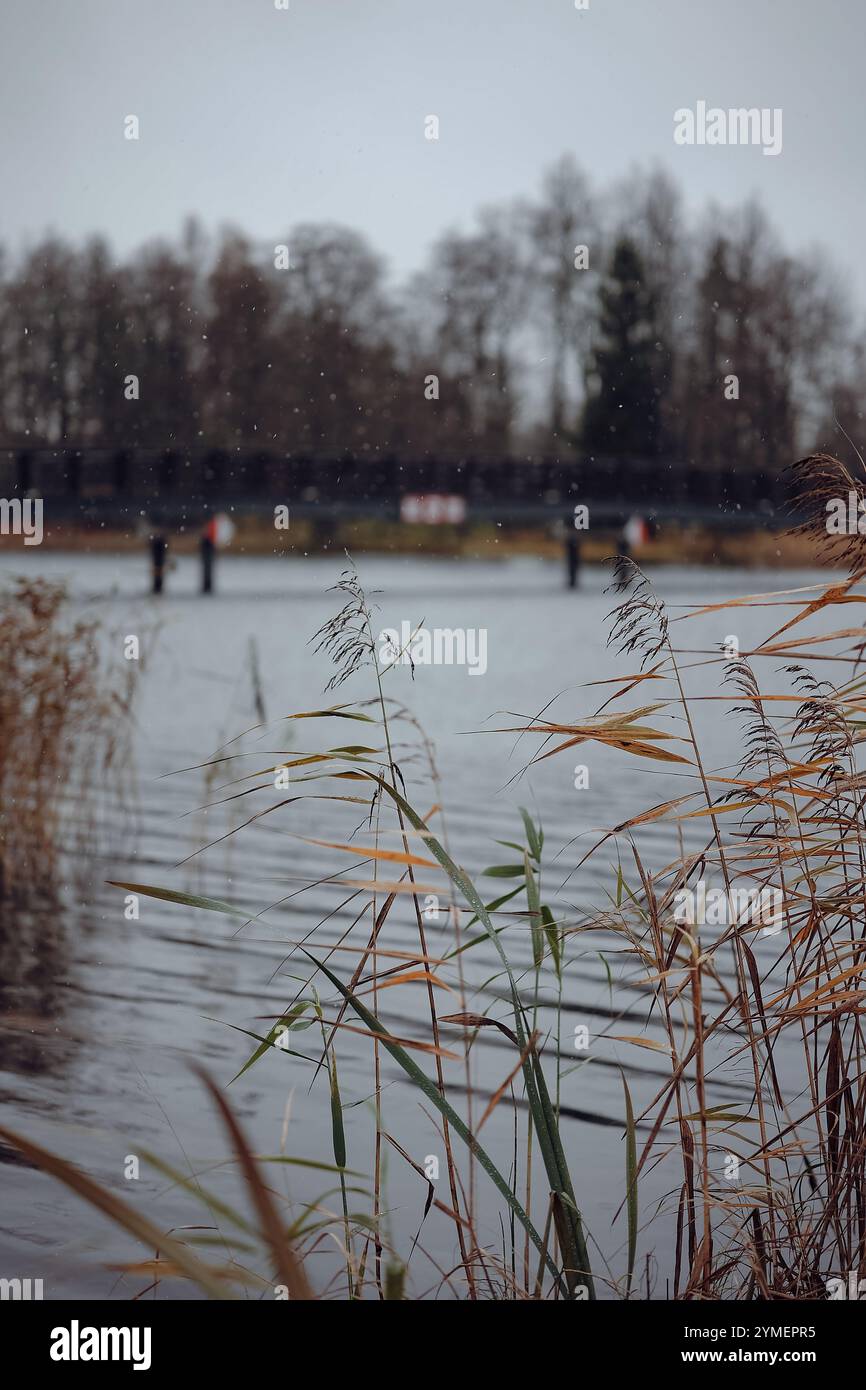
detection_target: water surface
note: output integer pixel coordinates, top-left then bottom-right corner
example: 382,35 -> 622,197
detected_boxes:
0,552 -> 835,1298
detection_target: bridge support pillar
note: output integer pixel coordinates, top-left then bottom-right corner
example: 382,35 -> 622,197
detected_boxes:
566,534 -> 581,589
201,534 -> 215,594
150,535 -> 167,595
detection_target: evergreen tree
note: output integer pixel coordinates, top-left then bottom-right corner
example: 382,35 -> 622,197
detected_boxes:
582,238 -> 665,455
684,236 -> 742,469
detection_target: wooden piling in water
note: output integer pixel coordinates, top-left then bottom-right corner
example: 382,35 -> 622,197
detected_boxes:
566,534 -> 581,589
201,534 -> 215,594
150,535 -> 167,595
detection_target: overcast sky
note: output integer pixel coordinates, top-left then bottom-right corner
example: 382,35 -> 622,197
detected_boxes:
1,0 -> 863,302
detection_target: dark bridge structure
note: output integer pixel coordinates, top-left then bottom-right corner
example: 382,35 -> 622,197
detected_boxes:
1,448 -> 802,591
1,447 -> 797,529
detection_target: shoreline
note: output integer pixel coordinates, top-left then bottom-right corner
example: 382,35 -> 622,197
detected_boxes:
1,519 -> 830,570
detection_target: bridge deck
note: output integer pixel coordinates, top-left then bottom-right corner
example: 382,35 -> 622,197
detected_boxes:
0,448 -> 800,531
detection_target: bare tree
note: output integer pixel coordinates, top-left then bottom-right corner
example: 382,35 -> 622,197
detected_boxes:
201,231 -> 278,445
527,155 -> 599,444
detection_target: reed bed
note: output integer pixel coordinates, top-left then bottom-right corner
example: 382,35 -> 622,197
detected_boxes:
5,454 -> 866,1300
0,578 -> 135,902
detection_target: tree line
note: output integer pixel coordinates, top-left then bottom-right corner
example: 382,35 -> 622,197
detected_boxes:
0,157 -> 861,471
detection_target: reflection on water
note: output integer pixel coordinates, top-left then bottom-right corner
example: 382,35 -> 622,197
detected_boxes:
0,553 -> 834,1297
0,899 -> 72,1076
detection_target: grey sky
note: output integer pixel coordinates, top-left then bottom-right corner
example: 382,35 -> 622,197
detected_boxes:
1,0 -> 863,303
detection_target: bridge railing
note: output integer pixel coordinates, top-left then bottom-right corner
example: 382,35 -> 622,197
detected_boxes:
0,448 -> 795,516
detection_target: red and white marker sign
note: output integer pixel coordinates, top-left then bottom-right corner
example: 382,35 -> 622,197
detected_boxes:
204,513 -> 236,547
400,493 -> 467,525
623,515 -> 651,548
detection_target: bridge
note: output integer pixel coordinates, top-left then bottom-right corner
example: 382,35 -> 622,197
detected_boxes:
0,448 -> 797,533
